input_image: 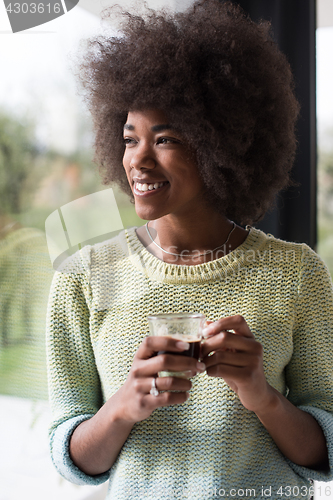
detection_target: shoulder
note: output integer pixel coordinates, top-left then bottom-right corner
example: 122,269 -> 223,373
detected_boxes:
247,227 -> 332,288
90,228 -> 133,267
240,227 -> 303,275
247,227 -> 320,264
49,228 -> 132,299
54,228 -> 131,274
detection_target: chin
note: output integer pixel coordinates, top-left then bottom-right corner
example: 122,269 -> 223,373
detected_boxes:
134,203 -> 167,222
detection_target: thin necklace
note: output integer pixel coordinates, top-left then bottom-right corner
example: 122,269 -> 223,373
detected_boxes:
145,221 -> 236,258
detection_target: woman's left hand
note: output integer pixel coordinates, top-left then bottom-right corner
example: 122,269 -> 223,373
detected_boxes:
202,315 -> 329,468
201,315 -> 273,413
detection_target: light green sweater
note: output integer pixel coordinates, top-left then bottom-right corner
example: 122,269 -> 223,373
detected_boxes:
47,227 -> 333,499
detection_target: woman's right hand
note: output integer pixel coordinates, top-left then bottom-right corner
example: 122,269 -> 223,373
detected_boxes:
69,336 -> 205,476
116,336 -> 206,424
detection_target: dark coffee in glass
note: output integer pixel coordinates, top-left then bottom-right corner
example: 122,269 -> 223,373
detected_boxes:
147,313 -> 205,377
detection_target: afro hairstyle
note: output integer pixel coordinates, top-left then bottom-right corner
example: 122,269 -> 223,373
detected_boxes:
78,0 -> 300,225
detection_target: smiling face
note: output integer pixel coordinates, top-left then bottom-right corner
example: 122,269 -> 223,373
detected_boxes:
122,109 -> 205,221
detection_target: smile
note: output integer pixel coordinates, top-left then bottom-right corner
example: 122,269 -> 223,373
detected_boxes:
133,181 -> 169,196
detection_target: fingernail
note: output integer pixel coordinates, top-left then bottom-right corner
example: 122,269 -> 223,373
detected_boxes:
202,328 -> 211,338
176,341 -> 190,350
196,361 -> 206,372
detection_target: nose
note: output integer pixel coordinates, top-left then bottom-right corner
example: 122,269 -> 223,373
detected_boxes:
129,142 -> 156,170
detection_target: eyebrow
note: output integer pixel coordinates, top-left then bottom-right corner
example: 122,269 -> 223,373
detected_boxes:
123,124 -> 173,132
151,124 -> 172,132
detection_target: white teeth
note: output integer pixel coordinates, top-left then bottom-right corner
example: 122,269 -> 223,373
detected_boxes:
135,182 -> 166,192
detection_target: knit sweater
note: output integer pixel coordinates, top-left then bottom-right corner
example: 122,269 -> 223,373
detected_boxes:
46,226 -> 333,500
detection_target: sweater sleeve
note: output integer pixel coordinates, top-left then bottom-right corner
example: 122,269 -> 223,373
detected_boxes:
46,264 -> 110,485
285,244 -> 333,481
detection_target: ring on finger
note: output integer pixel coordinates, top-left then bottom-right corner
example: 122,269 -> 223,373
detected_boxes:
150,377 -> 159,397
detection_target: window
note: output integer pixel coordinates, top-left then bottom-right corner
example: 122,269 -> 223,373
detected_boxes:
0,1 -> 332,499
0,4 -> 140,499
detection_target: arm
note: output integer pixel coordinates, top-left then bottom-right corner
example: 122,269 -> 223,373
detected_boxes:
255,386 -> 328,469
46,268 -> 107,485
47,270 -> 204,479
68,387 -> 135,476
201,315 -> 328,468
69,335 -> 205,475
283,244 -> 333,478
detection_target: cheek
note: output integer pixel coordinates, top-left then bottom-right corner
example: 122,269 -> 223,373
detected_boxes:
122,149 -> 129,167
122,151 -> 132,175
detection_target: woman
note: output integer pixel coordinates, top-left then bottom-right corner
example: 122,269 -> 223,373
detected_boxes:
47,1 -> 333,498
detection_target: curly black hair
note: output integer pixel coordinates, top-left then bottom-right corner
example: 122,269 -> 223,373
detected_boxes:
78,0 -> 300,225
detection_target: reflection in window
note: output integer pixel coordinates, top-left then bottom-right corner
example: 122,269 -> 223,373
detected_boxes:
317,27 -> 333,278
0,6 -> 139,500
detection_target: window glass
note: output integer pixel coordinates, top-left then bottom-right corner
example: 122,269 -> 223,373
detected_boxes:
1,2 -> 332,499
317,26 -> 333,278
0,5 -> 140,499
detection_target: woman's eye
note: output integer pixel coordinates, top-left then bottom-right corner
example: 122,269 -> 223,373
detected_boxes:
123,137 -> 136,146
157,137 -> 180,145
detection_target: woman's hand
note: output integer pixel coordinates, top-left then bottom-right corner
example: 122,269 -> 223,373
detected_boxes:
117,336 -> 206,424
201,315 -> 329,468
69,336 -> 205,475
201,315 -> 273,413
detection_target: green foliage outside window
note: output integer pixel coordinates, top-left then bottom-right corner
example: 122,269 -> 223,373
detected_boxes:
0,110 -> 142,401
318,129 -> 333,279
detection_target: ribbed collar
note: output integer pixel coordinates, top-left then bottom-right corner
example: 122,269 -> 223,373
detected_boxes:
122,226 -> 268,284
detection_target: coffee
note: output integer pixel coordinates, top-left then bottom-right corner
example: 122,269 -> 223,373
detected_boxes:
147,313 -> 205,377
158,338 -> 201,360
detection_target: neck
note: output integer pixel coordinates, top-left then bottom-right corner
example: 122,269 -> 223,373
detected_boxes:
136,211 -> 248,265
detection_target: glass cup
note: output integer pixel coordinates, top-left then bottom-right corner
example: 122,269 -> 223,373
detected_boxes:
147,313 -> 206,378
